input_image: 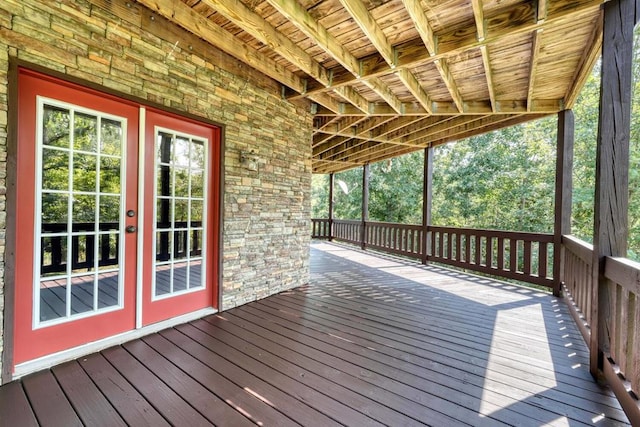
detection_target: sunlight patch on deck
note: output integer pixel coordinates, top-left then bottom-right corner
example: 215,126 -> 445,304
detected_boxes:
480,303 -> 560,422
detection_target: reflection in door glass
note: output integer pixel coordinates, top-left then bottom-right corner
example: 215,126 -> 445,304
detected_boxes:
154,130 -> 207,298
37,101 -> 125,324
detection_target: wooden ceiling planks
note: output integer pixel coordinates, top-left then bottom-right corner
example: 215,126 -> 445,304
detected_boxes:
161,0 -> 605,173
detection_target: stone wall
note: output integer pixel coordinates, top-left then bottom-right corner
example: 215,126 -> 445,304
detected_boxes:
0,0 -> 312,376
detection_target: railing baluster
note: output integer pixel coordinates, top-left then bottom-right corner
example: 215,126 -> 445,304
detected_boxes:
538,242 -> 548,278
523,240 -> 532,275
497,237 -> 504,271
510,239 -> 517,273
486,235 -> 493,268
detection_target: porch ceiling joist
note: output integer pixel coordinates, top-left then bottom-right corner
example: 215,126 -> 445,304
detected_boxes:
134,0 -> 605,173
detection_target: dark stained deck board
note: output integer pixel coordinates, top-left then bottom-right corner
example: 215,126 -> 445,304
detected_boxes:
78,353 -> 171,427
100,346 -> 213,426
171,323 -> 366,426
0,241 -> 631,426
50,361 -> 126,427
121,339 -> 255,427
140,332 -> 303,427
0,380 -> 38,427
192,316 -> 444,426
21,370 -> 82,427
199,313 -> 506,426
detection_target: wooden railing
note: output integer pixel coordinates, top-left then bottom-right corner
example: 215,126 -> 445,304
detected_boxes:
365,221 -> 424,260
561,235 -> 640,424
311,218 -> 331,239
603,256 -> 640,419
429,226 -> 555,287
561,235 -> 593,340
313,219 -> 555,289
332,219 -> 361,245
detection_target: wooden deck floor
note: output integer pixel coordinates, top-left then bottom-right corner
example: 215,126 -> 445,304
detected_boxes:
0,241 -> 630,426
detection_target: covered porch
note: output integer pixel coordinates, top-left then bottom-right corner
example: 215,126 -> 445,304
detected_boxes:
0,242 -> 629,426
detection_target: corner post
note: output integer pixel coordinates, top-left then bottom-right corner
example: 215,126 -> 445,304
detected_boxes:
590,0 -> 636,380
361,164 -> 370,250
328,173 -> 334,240
422,147 -> 433,264
553,110 -> 574,297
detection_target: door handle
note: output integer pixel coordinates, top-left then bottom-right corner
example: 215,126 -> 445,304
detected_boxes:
126,225 -> 137,233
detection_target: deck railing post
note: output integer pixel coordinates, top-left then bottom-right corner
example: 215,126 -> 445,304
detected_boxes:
422,147 -> 433,264
328,173 -> 334,241
553,110 -> 574,297
361,164 -> 370,250
591,0 -> 636,384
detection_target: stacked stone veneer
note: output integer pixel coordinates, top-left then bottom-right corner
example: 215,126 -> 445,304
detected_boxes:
0,0 -> 312,376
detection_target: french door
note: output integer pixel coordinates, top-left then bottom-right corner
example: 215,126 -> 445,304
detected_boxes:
13,69 -> 219,368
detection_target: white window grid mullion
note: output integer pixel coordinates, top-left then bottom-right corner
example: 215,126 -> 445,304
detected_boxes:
66,109 -> 75,319
170,151 -> 176,293
185,138 -> 192,289
94,116 -> 102,311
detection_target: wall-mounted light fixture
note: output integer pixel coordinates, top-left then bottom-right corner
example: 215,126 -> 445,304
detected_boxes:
240,150 -> 259,171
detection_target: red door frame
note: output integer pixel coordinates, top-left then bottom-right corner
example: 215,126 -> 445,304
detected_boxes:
12,68 -> 221,368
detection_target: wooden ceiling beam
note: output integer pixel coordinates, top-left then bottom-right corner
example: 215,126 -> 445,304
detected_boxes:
199,0 -> 331,87
471,0 -> 486,41
308,93 -> 342,113
362,77 -> 404,114
265,0 -> 360,75
333,86 -> 370,114
536,0 -> 548,23
355,116 -> 399,136
480,46 -> 496,112
399,0 -> 462,113
266,0 -> 405,117
527,29 -> 543,112
400,0 -> 437,55
133,0 -> 306,93
565,10 -> 603,108
396,69 -> 433,114
433,59 -> 464,112
370,116 -> 431,139
337,0 -> 396,68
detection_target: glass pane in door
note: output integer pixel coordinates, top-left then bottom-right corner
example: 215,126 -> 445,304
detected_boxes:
37,100 -> 125,324
153,130 -> 207,298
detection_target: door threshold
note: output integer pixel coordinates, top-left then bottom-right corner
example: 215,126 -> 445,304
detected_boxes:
12,307 -> 217,380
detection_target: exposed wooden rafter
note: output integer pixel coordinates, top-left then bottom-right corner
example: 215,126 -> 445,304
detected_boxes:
362,77 -> 404,114
400,0 -> 437,55
471,0 -> 486,41
134,0 -> 306,92
396,69 -> 433,114
527,29 -> 543,112
565,10 -> 603,108
265,0 -> 361,75
198,0 -> 331,87
337,0 -> 397,68
480,46 -> 496,112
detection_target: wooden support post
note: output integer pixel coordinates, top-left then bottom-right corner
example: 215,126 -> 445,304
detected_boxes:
361,164 -> 370,250
590,0 -> 637,381
422,147 -> 433,264
328,173 -> 334,241
553,110 -> 574,297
